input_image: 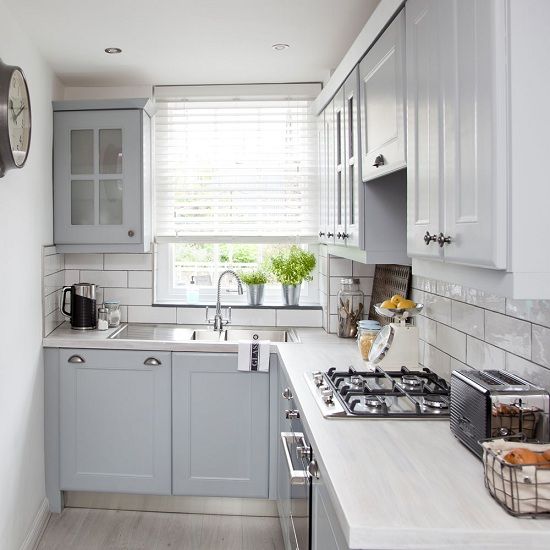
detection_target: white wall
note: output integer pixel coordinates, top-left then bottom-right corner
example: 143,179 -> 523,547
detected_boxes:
0,2 -> 62,548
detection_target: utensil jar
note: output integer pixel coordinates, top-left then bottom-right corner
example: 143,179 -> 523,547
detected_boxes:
337,278 -> 364,338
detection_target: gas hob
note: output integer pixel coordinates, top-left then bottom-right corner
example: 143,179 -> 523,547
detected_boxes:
305,366 -> 450,418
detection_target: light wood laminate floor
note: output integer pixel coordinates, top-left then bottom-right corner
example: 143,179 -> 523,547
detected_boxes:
37,508 -> 285,550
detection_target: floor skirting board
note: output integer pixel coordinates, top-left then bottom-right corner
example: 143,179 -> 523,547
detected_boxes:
64,492 -> 279,517
19,497 -> 50,550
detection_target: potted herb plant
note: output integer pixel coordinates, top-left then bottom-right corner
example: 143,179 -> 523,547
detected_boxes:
239,270 -> 268,306
268,245 -> 316,306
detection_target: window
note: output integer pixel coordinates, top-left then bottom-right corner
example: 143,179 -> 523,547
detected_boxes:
153,84 -> 321,304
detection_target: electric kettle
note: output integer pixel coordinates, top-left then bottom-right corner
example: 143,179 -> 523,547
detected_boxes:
60,283 -> 97,330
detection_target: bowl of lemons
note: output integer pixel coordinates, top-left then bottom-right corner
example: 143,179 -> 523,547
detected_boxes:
374,294 -> 423,320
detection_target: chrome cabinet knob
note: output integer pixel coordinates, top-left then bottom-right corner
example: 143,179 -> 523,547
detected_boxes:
144,357 -> 162,366
437,233 -> 452,247
285,409 -> 300,420
319,231 -> 325,237
341,232 -> 349,239
336,232 -> 342,239
128,229 -> 135,237
282,387 -> 293,400
308,460 -> 320,479
68,355 -> 85,364
424,231 -> 437,245
373,154 -> 385,168
327,232 -> 334,238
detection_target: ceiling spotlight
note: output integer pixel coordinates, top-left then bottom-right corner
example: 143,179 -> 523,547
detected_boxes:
272,43 -> 290,51
104,47 -> 122,54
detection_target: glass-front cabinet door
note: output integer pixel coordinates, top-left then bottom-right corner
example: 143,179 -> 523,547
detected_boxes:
54,109 -> 142,245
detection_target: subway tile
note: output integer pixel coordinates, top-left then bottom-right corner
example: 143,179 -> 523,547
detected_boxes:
411,275 -> 427,291
423,278 -> 438,295
128,271 -> 153,288
104,253 -> 152,271
464,287 -> 505,314
410,288 -> 425,307
43,245 -> 58,257
436,324 -> 466,362
319,255 -> 328,277
276,309 -> 322,328
64,253 -> 103,270
329,277 -> 344,296
532,324 -> 550,369
231,308 -> 277,327
103,288 -> 152,306
43,271 -> 65,296
64,270 -> 79,285
451,301 -> 484,339
80,270 -> 127,288
177,307 -> 207,325
423,343 -> 452,381
505,353 -> 550,392
43,253 -> 64,276
352,262 -> 375,277
319,274 -> 328,295
466,336 -> 506,371
329,257 -> 352,277
44,310 -> 65,337
329,314 -> 338,334
319,245 -> 328,258
423,293 -> 452,325
451,358 -> 470,372
357,277 -> 374,296
485,311 -> 531,359
417,315 -> 437,346
128,306 -> 177,324
506,299 -> 550,329
418,339 -> 425,366
44,289 -> 62,317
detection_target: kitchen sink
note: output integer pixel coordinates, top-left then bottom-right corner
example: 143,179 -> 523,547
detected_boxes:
108,324 -> 299,343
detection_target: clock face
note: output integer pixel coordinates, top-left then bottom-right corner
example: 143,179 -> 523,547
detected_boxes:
7,69 -> 31,167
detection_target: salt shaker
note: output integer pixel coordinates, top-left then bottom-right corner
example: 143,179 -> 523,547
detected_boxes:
97,307 -> 109,330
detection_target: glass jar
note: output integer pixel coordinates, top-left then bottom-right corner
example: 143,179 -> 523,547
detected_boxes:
103,300 -> 121,327
357,320 -> 381,361
97,307 -> 109,331
336,278 -> 365,338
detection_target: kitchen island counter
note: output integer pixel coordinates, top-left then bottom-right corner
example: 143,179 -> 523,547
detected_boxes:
277,343 -> 550,550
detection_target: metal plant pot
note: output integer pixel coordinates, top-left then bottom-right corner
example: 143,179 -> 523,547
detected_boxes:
282,284 -> 301,306
246,284 -> 265,306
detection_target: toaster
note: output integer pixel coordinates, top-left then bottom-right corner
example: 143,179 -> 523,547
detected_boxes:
450,369 -> 550,457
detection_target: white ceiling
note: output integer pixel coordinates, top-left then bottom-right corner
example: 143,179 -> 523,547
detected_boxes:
13,0 -> 380,87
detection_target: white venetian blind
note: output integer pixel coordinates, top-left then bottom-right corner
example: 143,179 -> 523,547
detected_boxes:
154,84 -> 319,242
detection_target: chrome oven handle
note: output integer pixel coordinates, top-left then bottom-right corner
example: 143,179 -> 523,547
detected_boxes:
281,432 -> 309,485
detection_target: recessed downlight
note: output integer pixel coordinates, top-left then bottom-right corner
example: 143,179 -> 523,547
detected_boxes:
104,47 -> 122,54
272,43 -> 290,51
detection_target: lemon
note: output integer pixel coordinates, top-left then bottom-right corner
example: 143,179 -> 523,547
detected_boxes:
391,294 -> 404,305
396,299 -> 416,309
381,299 -> 396,309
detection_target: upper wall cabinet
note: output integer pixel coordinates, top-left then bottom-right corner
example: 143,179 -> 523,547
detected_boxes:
407,0 -> 550,298
53,99 -> 153,253
360,10 -> 406,182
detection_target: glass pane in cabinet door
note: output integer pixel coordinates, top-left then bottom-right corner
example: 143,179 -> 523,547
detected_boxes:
99,129 -> 122,174
71,130 -> 94,174
99,179 -> 123,225
71,180 -> 94,225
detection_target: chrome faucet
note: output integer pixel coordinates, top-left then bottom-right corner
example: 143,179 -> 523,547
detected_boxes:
206,270 -> 243,331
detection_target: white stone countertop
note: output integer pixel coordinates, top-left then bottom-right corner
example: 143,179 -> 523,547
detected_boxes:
42,322 -> 350,352
277,343 -> 550,550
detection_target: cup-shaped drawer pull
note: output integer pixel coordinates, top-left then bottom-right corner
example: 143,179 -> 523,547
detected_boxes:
144,357 -> 162,366
68,355 -> 85,364
280,432 -> 308,485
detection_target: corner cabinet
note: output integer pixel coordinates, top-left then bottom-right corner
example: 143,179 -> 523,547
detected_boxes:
172,352 -> 270,498
58,349 -> 171,495
53,99 -> 153,253
359,9 -> 406,182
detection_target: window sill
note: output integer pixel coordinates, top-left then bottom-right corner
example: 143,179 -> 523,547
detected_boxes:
152,302 -> 322,310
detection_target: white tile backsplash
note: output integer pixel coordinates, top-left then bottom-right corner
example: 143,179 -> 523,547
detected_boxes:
424,293 -> 452,324
103,287 -> 153,306
276,309 -> 322,328
484,311 -> 531,359
506,299 -> 550,329
177,307 -> 206,325
231,308 -> 277,327
436,323 -> 466,363
329,257 -> 352,277
104,253 -> 152,271
423,343 -> 452,380
128,306 -> 176,324
532,324 -> 550,369
80,270 -> 128,288
506,353 -> 550,389
128,270 -> 153,288
451,301 -> 484,339
466,336 -> 506,370
64,253 -> 103,270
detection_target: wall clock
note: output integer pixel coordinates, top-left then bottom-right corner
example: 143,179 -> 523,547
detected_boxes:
0,59 -> 31,177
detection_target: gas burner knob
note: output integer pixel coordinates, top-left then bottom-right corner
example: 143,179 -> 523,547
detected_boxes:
321,388 -> 334,405
285,409 -> 300,419
282,387 -> 293,400
296,444 -> 312,461
313,372 -> 324,387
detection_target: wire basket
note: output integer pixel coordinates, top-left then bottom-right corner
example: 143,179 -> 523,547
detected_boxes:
491,404 -> 540,439
482,438 -> 550,517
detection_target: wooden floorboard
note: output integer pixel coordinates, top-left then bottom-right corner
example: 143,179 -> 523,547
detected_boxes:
37,508 -> 284,550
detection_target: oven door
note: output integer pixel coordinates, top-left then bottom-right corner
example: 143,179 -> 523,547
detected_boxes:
280,431 -> 311,550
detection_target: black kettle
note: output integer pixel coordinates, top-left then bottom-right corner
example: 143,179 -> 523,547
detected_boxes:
61,283 -> 97,330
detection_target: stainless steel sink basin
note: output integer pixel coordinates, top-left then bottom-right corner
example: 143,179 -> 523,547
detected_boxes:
108,324 -> 299,343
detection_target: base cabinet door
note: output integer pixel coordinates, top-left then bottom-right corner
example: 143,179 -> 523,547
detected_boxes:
172,352 -> 269,498
311,475 -> 349,550
59,349 -> 171,494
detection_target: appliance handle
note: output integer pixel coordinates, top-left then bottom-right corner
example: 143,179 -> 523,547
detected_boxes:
60,286 -> 72,319
281,432 -> 309,485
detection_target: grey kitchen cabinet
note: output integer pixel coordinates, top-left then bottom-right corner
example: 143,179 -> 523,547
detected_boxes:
359,9 -> 406,182
311,471 -> 349,550
172,352 -> 270,498
58,348 -> 171,495
53,99 -> 153,253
